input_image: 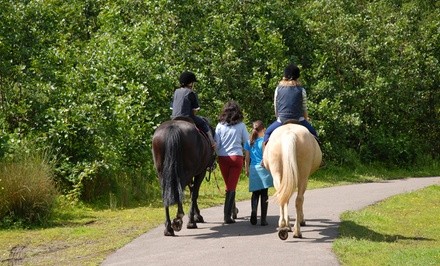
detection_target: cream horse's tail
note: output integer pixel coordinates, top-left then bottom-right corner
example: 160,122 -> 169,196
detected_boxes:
273,130 -> 298,206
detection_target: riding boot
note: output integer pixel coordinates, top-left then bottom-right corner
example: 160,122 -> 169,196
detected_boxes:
260,189 -> 269,226
250,191 -> 259,225
224,191 -> 236,224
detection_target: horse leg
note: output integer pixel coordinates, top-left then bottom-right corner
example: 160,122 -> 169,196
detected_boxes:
187,176 -> 204,229
293,183 -> 307,238
192,178 -> 205,223
278,203 -> 291,240
297,182 -> 307,226
164,206 -> 175,236
171,203 -> 184,232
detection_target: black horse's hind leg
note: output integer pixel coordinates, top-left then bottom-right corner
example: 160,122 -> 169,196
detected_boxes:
187,175 -> 205,228
193,176 -> 205,223
164,206 -> 175,236
171,203 -> 184,232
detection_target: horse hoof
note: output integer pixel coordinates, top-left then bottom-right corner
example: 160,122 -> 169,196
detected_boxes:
164,229 -> 175,236
224,218 -> 236,224
300,221 -> 306,226
293,233 -> 303,239
278,228 -> 289,240
172,218 -> 183,232
194,214 -> 205,223
187,222 -> 198,229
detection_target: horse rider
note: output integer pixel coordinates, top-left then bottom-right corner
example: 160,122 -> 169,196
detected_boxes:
170,70 -> 216,149
262,63 -> 325,167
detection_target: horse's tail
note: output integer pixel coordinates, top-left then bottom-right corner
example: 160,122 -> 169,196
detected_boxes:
161,125 -> 185,207
275,131 -> 298,206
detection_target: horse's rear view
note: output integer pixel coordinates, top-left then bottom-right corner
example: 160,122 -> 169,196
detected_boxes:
263,124 -> 322,240
152,119 -> 212,236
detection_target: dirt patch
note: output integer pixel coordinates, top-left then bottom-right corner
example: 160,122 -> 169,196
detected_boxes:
2,245 -> 27,265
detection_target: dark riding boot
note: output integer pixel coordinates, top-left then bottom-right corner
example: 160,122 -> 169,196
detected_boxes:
250,191 -> 259,225
224,191 -> 236,224
260,190 -> 269,226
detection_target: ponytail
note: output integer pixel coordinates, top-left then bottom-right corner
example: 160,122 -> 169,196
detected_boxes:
250,120 -> 264,146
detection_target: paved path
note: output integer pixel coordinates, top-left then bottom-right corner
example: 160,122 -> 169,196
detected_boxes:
102,177 -> 440,266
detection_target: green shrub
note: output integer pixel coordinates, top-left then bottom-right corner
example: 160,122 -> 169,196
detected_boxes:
0,149 -> 58,227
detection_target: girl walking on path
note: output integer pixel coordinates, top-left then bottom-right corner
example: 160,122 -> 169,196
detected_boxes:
244,120 -> 273,226
215,101 -> 249,224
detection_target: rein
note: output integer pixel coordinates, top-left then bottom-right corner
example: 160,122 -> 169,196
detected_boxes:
206,169 -> 212,182
206,168 -> 222,194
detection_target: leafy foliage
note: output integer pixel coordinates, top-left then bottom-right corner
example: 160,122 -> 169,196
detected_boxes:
0,0 -> 438,200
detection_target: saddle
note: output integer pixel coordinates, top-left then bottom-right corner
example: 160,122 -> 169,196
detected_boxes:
173,116 -> 195,124
282,119 -> 300,125
172,116 -> 214,150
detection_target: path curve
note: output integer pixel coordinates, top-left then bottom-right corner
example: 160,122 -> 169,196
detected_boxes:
102,176 -> 440,266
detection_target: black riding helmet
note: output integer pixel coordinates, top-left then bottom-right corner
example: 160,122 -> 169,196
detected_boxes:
284,64 -> 300,80
179,71 -> 198,86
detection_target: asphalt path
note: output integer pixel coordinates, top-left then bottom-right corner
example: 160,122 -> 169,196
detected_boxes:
102,176 -> 440,266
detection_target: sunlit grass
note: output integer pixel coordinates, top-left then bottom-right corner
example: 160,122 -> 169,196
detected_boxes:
0,163 -> 438,265
333,185 -> 440,266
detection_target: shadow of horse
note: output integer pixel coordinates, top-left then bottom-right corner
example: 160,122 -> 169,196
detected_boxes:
191,218 -> 278,239
338,220 -> 434,242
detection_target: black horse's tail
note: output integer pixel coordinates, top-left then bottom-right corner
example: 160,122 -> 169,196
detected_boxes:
161,124 -> 185,207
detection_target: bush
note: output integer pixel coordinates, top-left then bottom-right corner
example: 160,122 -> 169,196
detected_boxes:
0,148 -> 58,227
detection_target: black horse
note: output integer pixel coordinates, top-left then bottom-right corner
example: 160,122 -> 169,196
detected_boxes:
152,118 -> 214,236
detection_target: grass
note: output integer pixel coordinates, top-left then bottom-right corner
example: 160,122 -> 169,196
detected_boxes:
0,163 -> 438,265
0,153 -> 58,226
333,185 -> 440,266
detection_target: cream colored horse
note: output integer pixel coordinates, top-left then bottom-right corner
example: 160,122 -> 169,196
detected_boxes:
263,124 -> 322,240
